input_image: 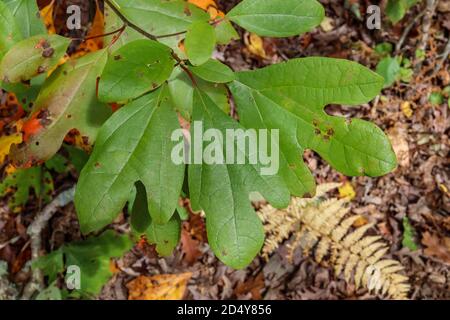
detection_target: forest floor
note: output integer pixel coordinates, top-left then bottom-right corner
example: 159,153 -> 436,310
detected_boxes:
0,0 -> 449,300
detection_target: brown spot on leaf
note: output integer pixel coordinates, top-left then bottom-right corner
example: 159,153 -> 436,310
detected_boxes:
114,55 -> 122,60
42,47 -> 55,58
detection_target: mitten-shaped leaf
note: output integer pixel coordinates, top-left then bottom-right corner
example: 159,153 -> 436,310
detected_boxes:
11,50 -> 112,167
130,182 -> 181,256
229,57 -> 396,180
0,34 -> 70,83
75,87 -> 185,234
0,1 -> 22,60
98,40 -> 175,103
185,21 -> 216,66
188,89 -> 290,268
3,0 -> 46,38
227,0 -> 324,37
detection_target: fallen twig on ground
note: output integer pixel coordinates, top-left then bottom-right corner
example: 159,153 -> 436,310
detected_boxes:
21,186 -> 75,299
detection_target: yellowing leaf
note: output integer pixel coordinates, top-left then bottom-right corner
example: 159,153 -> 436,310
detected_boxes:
0,133 -> 22,163
320,17 -> 334,32
338,182 -> 356,200
127,273 -> 192,300
245,33 -> 266,58
40,0 -> 56,34
401,101 -> 413,118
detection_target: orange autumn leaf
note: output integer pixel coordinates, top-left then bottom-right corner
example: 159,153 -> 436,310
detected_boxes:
188,0 -> 223,19
127,273 -> 192,300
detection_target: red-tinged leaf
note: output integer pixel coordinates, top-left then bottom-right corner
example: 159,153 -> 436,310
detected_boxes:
11,50 -> 112,167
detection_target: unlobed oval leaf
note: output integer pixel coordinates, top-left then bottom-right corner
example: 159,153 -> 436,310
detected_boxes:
98,39 -> 175,103
75,87 -> 185,234
189,59 -> 235,83
3,0 -> 46,38
227,0 -> 325,37
185,21 -> 216,66
0,0 -> 22,60
0,34 -> 70,83
109,0 -> 209,55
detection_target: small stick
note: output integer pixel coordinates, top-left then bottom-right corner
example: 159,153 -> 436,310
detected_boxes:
433,37 -> 450,75
21,186 -> 75,299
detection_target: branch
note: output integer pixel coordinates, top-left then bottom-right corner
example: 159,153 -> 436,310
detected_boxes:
415,0 -> 439,72
21,186 -> 75,299
433,37 -> 450,75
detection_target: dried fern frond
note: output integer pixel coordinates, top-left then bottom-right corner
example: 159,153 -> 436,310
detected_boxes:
257,183 -> 410,300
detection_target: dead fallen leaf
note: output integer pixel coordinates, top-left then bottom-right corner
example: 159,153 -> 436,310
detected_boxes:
180,225 -> 202,265
421,232 -> 450,264
127,273 -> 192,300
234,272 -> 265,300
388,126 -> 410,167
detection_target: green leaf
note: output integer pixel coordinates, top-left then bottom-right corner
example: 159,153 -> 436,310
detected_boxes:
64,145 -> 89,173
11,50 -> 112,166
386,0 -> 407,24
33,249 -> 64,283
110,0 -> 209,54
374,42 -> 393,56
185,21 -> 216,66
0,166 -> 53,208
376,56 -> 401,88
63,230 -> 133,296
0,0 -> 22,60
168,67 -> 230,120
429,92 -> 444,105
145,216 -> 181,256
98,39 -> 175,103
130,181 -> 152,233
75,87 -> 185,234
227,0 -> 324,37
45,153 -> 68,174
215,19 -> 239,45
35,281 -> 62,300
230,57 -> 396,179
0,34 -> 70,83
189,59 -> 235,83
402,217 -> 418,251
188,89 -> 290,268
3,0 -> 46,38
130,182 -> 181,255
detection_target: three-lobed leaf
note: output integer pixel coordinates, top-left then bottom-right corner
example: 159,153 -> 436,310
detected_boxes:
229,57 -> 396,180
129,182 -> 182,256
188,89 -> 290,268
227,0 -> 325,37
98,39 -> 175,103
75,86 -> 185,234
0,34 -> 70,83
